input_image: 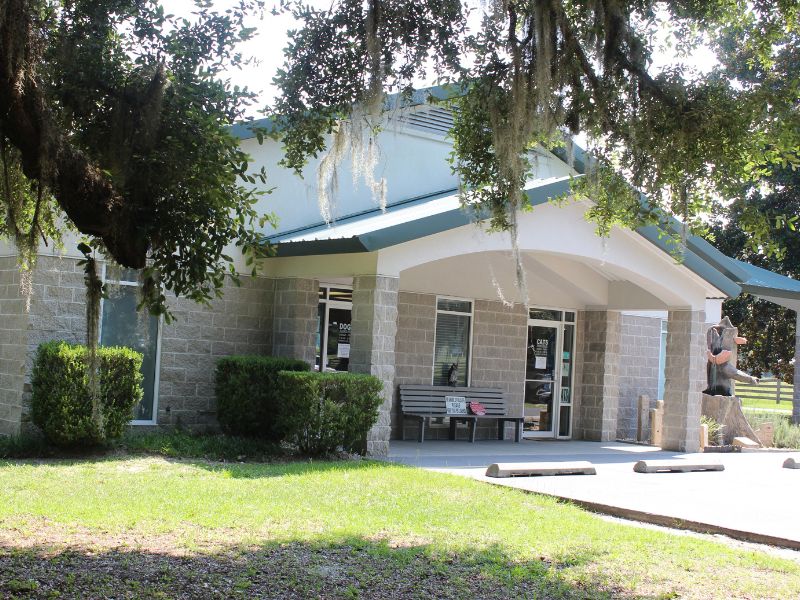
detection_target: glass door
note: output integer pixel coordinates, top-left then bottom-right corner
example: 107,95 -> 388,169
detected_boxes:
524,322 -> 559,437
325,307 -> 351,371
316,286 -> 352,372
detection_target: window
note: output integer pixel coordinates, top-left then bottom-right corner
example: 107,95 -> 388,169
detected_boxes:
316,285 -> 352,372
100,268 -> 161,423
529,308 -> 563,321
433,297 -> 472,386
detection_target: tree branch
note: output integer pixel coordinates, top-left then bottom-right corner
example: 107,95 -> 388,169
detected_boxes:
0,0 -> 147,267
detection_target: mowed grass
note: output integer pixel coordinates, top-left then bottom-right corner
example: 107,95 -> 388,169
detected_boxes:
738,380 -> 794,413
1,458 -> 799,598
741,396 -> 793,412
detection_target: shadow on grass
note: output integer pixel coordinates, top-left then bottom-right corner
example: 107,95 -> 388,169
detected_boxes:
0,450 -> 404,481
0,430 -> 299,467
0,537 -> 644,600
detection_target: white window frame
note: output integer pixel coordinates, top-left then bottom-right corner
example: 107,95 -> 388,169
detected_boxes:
432,295 -> 474,387
317,284 -> 353,372
98,265 -> 162,426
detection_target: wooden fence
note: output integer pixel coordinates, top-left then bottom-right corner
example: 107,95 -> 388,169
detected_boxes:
736,377 -> 794,405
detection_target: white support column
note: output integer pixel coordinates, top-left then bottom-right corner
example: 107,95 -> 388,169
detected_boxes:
793,312 -> 800,425
350,275 -> 399,457
662,309 -> 706,452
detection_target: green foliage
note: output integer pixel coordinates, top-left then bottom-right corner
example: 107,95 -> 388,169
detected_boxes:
215,355 -> 310,439
1,1 -> 274,321
0,433 -> 55,459
273,0 -> 465,174
276,371 -> 383,456
701,415 -> 725,446
274,1 -> 799,248
744,411 -> 800,449
710,163 -> 800,386
30,341 -> 143,446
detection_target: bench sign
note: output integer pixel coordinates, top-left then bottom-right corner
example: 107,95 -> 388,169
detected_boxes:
445,396 -> 468,415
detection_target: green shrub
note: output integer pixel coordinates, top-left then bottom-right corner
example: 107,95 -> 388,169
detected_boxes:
215,355 -> 310,439
744,410 -> 800,449
0,433 -> 55,459
31,341 -> 143,446
701,415 -> 724,446
276,371 -> 383,456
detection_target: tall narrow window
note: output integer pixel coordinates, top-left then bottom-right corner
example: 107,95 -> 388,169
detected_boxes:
100,269 -> 160,423
433,297 -> 472,386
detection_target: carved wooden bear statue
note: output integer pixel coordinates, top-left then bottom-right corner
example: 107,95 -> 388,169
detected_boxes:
703,316 -> 759,396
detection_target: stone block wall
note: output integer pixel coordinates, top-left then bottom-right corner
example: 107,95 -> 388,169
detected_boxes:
471,300 -> 527,440
158,275 -> 275,428
272,278 -> 318,365
393,293 -> 528,441
578,310 -> 621,441
392,292 -> 436,439
616,314 -> 662,440
0,252 -> 279,434
0,257 -> 28,435
350,275 -> 399,456
662,309 -> 706,452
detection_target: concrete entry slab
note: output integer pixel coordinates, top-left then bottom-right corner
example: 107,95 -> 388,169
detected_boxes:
633,459 -> 724,473
387,439 -> 800,549
486,461 -> 596,477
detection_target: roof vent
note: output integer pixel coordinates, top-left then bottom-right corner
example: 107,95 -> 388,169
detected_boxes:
393,106 -> 454,136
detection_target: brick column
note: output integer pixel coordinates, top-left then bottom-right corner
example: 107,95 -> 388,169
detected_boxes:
272,278 -> 318,365
793,312 -> 800,425
662,309 -> 706,452
350,275 -> 399,457
578,310 -> 621,441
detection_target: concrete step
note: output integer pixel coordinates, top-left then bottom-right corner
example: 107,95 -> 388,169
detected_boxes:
633,459 -> 724,473
486,461 -> 596,478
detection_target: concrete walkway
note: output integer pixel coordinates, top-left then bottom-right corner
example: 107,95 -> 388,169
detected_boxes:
387,439 -> 800,549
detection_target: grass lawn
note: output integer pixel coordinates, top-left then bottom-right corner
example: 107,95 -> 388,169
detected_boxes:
741,397 -> 793,413
1,456 -> 799,599
738,381 -> 794,413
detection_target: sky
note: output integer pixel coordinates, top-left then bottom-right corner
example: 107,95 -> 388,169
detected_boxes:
168,0 -> 719,117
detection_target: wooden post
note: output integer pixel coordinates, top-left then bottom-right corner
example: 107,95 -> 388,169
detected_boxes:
776,380 -> 781,405
699,423 -> 708,450
650,400 -> 664,448
637,394 -> 650,442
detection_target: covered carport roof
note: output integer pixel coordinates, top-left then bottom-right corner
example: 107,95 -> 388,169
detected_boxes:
264,174 -> 800,304
724,259 -> 800,312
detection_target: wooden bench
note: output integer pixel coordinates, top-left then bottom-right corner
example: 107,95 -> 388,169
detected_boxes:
399,385 -> 523,443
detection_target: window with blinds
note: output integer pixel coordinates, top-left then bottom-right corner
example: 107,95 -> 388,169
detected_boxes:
433,297 -> 472,386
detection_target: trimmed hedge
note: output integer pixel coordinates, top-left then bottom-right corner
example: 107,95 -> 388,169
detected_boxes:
215,355 -> 310,439
31,341 -> 143,446
276,371 -> 383,456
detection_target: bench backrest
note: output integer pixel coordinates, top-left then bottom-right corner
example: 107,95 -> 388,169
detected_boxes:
399,385 -> 515,417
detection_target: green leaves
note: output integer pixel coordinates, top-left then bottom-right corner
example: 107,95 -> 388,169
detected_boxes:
2,0 -> 272,320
